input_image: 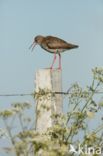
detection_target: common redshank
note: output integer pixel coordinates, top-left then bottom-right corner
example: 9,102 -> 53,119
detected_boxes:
29,35 -> 79,70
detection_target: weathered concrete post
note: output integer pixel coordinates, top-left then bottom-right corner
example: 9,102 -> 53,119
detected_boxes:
35,69 -> 62,132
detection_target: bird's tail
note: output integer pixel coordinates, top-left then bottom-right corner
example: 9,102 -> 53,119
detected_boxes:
71,44 -> 79,49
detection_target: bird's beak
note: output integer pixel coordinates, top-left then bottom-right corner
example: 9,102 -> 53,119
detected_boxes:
29,41 -> 37,52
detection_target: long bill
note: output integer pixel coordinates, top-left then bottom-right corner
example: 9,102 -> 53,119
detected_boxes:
29,42 -> 37,52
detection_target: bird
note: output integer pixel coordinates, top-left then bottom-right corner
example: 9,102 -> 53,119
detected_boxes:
29,35 -> 79,70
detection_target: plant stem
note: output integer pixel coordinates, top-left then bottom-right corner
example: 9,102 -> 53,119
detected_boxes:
81,81 -> 100,112
3,118 -> 18,156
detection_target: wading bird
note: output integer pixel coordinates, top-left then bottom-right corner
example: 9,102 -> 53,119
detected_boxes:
29,35 -> 79,70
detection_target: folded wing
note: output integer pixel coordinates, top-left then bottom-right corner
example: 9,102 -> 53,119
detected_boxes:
45,36 -> 78,49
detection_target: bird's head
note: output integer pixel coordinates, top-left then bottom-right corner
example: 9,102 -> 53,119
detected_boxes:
35,35 -> 44,44
29,35 -> 44,51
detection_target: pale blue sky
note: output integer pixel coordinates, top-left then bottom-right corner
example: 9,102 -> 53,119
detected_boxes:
0,0 -> 103,155
0,0 -> 103,107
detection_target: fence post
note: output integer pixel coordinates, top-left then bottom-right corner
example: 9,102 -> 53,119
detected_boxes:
35,69 -> 63,132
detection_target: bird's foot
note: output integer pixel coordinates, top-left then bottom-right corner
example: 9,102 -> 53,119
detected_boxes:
50,66 -> 62,71
50,67 -> 53,71
58,67 -> 62,70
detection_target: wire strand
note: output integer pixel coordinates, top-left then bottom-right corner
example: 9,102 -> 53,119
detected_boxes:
0,91 -> 103,97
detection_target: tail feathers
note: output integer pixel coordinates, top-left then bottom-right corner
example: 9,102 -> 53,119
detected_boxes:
70,44 -> 79,49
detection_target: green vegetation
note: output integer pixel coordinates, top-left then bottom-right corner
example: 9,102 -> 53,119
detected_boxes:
0,67 -> 103,156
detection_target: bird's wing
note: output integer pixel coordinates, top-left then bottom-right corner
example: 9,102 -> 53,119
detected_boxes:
45,36 -> 76,49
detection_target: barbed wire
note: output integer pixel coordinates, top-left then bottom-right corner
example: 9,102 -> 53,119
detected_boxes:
0,91 -> 103,97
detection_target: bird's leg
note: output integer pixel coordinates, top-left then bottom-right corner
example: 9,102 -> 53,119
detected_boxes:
58,53 -> 62,70
50,51 -> 57,70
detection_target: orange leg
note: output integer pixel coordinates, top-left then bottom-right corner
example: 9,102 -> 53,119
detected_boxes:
50,52 -> 57,70
58,53 -> 61,70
